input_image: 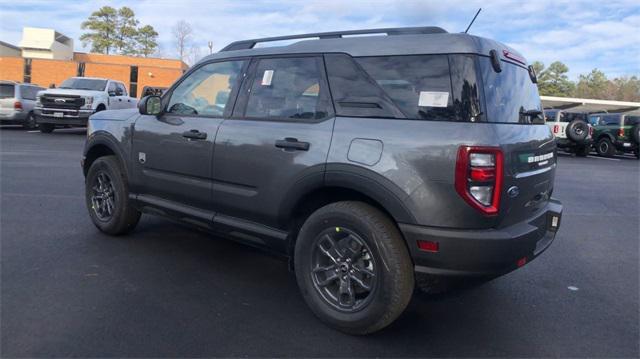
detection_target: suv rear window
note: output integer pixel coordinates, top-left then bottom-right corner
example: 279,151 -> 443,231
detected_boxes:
0,84 -> 15,99
624,116 -> 640,126
479,57 -> 542,124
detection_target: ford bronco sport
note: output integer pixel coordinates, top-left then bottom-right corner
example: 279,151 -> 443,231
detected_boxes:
82,27 -> 563,334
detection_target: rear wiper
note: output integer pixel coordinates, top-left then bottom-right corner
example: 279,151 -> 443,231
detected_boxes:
520,109 -> 544,123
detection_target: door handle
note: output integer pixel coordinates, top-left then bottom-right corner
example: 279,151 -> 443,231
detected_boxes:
118,99 -> 122,102
275,137 -> 310,151
182,129 -> 207,140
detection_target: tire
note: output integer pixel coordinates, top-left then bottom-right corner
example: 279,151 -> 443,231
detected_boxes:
294,201 -> 414,335
566,120 -> 589,143
85,156 -> 141,235
632,124 -> 640,144
575,144 -> 590,157
596,137 -> 615,157
39,123 -> 54,133
22,112 -> 37,130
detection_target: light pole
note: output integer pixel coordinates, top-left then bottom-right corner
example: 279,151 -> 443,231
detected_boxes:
208,41 -> 213,54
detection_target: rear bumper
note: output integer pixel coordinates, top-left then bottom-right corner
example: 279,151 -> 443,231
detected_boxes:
613,140 -> 638,152
35,108 -> 92,126
0,111 -> 27,123
399,198 -> 563,277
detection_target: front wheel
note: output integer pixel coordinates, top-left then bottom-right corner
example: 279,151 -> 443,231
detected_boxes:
294,201 -> 414,335
85,156 -> 141,235
22,113 -> 37,130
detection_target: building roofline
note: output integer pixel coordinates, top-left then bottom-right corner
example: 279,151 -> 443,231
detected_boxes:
0,40 -> 21,50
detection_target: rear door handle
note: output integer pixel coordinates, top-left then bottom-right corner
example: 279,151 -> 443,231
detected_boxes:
182,129 -> 207,140
275,137 -> 310,151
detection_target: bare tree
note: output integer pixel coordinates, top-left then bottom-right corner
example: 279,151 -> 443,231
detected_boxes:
172,20 -> 193,62
187,46 -> 202,66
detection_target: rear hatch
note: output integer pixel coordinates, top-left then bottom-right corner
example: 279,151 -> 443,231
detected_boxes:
478,56 -> 556,228
0,83 -> 16,115
623,114 -> 640,143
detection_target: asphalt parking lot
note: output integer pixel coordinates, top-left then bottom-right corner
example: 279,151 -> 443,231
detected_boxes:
1,126 -> 638,357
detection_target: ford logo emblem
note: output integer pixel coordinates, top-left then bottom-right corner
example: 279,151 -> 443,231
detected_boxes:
54,98 -> 66,103
508,186 -> 520,198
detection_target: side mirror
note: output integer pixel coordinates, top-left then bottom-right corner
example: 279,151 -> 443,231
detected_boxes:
115,89 -> 124,96
108,91 -> 116,97
138,95 -> 162,116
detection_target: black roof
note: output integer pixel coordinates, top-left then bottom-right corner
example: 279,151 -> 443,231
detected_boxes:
200,26 -> 525,65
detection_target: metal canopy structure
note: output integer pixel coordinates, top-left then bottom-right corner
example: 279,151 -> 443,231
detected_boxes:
541,96 -> 640,113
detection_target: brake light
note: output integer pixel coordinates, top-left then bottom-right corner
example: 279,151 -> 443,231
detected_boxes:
553,124 -> 560,134
455,146 -> 503,216
589,126 -> 594,137
618,128 -> 625,138
14,101 -> 23,110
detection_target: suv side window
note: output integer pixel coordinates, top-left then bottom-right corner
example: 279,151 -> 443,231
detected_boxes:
168,60 -> 246,117
605,115 -> 620,126
244,57 -> 329,120
20,85 -> 35,100
356,55 -> 456,121
624,115 -> 640,126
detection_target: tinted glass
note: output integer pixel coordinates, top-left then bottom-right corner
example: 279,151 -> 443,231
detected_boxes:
0,84 -> 15,99
325,53 -> 398,118
59,78 -> 107,91
117,83 -> 127,96
545,110 -> 558,122
479,57 -> 542,123
245,57 -> 327,120
605,115 -> 620,125
624,116 -> 640,126
168,60 -> 246,117
448,55 -> 483,122
108,82 -> 117,93
357,55 -> 456,121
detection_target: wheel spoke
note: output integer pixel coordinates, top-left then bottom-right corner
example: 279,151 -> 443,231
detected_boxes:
338,276 -> 355,307
343,234 -> 363,260
318,234 -> 342,264
353,264 -> 375,278
316,271 -> 340,287
349,272 -> 372,291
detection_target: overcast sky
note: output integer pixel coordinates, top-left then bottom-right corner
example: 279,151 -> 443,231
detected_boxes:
0,0 -> 638,79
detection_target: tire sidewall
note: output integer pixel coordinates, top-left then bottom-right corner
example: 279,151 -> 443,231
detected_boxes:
597,138 -> 614,157
294,203 -> 411,332
85,157 -> 128,233
567,120 -> 588,143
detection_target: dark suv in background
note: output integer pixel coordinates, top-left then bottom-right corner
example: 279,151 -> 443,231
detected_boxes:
82,26 -> 563,334
589,112 -> 640,159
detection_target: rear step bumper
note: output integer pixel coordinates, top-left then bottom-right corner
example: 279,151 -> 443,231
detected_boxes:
399,198 -> 563,277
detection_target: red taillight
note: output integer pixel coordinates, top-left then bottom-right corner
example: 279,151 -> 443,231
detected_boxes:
455,146 -> 503,216
417,240 -> 439,253
589,126 -> 594,137
517,257 -> 527,267
618,128 -> 625,138
14,101 -> 23,110
553,124 -> 560,134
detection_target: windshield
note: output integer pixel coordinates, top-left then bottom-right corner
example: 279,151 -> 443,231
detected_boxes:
58,78 -> 107,91
479,57 -> 542,124
0,84 -> 15,99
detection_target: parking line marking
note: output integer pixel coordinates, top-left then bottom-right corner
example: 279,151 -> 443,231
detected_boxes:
27,130 -> 39,133
587,156 -> 620,161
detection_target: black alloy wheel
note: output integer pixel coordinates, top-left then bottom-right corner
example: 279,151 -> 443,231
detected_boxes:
90,171 -> 116,221
310,227 -> 377,312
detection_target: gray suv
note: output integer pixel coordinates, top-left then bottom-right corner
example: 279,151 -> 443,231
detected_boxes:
82,27 -> 563,334
0,81 -> 45,129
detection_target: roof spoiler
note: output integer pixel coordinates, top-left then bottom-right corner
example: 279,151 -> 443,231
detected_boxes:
220,26 -> 448,52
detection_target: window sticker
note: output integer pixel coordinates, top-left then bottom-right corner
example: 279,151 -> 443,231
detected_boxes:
261,70 -> 274,86
418,91 -> 449,108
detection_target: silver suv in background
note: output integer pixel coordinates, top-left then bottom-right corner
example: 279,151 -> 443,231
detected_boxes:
0,81 -> 45,129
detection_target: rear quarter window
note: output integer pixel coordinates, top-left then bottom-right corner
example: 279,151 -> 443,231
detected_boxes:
624,116 -> 640,126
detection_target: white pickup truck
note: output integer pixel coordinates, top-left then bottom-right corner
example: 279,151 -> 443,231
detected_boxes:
35,77 -> 137,133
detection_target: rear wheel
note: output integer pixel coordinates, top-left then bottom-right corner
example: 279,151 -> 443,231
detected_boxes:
596,138 -> 615,157
39,123 -> 54,133
85,156 -> 141,235
22,113 -> 37,130
294,201 -> 414,335
575,144 -> 590,157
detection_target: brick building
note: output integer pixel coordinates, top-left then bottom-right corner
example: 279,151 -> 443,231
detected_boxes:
0,27 -> 188,98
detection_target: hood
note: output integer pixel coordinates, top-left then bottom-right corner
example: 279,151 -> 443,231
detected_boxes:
89,108 -> 139,122
39,89 -> 104,97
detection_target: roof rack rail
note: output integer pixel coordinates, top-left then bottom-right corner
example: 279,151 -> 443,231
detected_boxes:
220,26 -> 447,52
